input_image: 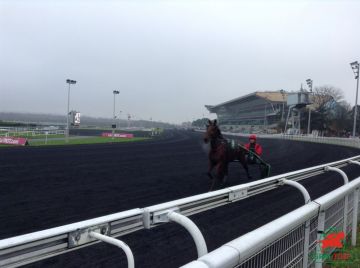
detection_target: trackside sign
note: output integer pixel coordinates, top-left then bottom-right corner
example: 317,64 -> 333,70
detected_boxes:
101,133 -> 134,138
0,137 -> 28,146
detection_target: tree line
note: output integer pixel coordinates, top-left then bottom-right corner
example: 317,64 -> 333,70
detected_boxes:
298,85 -> 356,136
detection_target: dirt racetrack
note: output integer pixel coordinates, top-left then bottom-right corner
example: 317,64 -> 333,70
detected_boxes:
1,129 -> 360,267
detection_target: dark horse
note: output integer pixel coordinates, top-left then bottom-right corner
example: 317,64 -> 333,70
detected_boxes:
204,120 -> 250,191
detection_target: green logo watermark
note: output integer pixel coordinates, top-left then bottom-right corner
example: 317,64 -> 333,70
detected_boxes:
309,227 -> 353,264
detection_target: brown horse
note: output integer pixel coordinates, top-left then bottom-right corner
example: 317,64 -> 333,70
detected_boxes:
203,119 -> 250,191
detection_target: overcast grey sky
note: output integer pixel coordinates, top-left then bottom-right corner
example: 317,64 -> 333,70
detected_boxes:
0,0 -> 359,124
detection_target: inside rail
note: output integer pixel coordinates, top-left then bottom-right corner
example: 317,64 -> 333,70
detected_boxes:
1,155 -> 360,267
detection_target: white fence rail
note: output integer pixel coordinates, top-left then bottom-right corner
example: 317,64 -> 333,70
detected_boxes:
1,134 -> 360,267
1,155 -> 360,267
221,131 -> 360,149
0,129 -> 65,137
181,176 -> 360,268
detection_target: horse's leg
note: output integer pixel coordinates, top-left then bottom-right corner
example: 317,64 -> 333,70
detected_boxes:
209,163 -> 222,191
209,177 -> 216,191
208,160 -> 217,191
242,162 -> 251,179
222,163 -> 229,185
207,160 -> 215,180
240,155 -> 252,179
215,163 -> 226,189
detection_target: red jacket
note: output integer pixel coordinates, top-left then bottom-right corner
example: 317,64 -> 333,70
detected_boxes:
245,143 -> 263,156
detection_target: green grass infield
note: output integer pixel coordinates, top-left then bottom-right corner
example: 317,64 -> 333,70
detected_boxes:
0,137 -> 149,147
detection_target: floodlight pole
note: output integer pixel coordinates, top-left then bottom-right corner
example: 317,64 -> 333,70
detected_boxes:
353,81 -> 359,137
263,103 -> 267,133
280,89 -> 285,121
306,79 -> 313,135
351,62 -> 360,137
66,83 -> 70,142
65,79 -> 76,143
119,110 -> 122,129
307,106 -> 312,135
112,90 -> 120,139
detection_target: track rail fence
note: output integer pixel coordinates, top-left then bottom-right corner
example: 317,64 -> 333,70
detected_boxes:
0,130 -> 65,137
1,138 -> 360,267
182,173 -> 360,268
221,131 -> 360,149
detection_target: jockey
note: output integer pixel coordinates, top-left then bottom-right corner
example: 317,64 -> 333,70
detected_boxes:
245,134 -> 263,159
244,134 -> 270,178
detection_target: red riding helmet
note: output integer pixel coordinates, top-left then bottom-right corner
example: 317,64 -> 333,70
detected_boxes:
249,134 -> 257,141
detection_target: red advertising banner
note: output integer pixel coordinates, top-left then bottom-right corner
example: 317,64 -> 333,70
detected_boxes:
0,137 -> 28,146
101,133 -> 134,138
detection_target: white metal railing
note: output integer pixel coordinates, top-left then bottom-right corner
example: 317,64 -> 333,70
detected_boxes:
221,131 -> 360,149
181,177 -> 360,268
0,129 -> 65,138
1,155 -> 360,267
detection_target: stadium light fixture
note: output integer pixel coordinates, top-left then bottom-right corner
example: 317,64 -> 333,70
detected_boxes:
351,61 -> 360,137
306,79 -> 313,92
65,79 -> 77,143
66,79 -> 76,85
112,90 -> 120,139
351,61 -> 359,79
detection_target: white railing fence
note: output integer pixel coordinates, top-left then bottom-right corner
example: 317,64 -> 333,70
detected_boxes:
182,175 -> 360,268
1,155 -> 360,268
221,131 -> 360,149
0,129 -> 65,138
1,132 -> 360,267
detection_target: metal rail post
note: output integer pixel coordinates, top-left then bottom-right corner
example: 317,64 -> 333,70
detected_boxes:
345,197 -> 351,234
167,211 -> 208,257
315,211 -> 326,268
324,166 -> 349,234
281,179 -> 311,204
89,231 -> 135,268
352,188 -> 359,246
349,160 -> 360,246
303,219 -> 311,268
280,179 -> 311,268
324,166 -> 349,184
143,208 -> 208,258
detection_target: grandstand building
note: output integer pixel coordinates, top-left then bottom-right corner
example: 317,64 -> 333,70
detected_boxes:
205,91 -> 288,133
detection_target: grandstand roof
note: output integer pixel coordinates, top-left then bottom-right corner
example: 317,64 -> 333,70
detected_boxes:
205,91 -> 287,111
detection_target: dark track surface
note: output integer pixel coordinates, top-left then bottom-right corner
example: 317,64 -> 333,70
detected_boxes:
1,130 -> 360,267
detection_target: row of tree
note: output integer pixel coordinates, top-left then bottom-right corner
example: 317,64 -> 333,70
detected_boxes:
191,118 -> 210,128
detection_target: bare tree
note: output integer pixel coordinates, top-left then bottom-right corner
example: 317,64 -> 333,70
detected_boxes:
328,101 -> 352,135
312,85 -> 344,110
310,86 -> 347,134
